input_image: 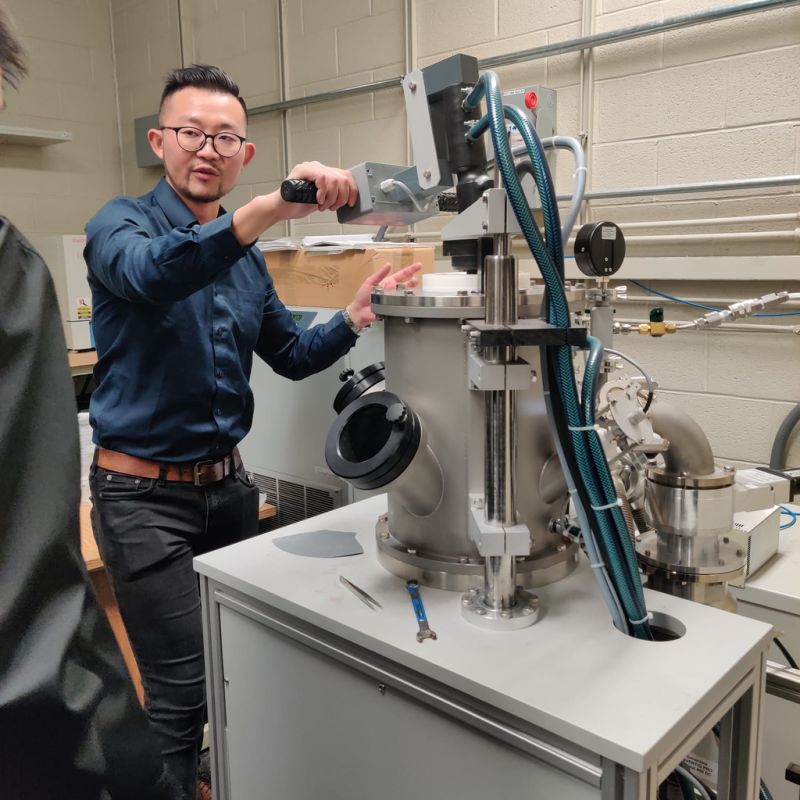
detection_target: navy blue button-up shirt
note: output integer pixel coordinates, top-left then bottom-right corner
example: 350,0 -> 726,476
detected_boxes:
84,178 -> 357,462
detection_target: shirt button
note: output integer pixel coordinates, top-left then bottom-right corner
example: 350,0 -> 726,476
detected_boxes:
216,369 -> 224,379
215,408 -> 222,416
216,326 -> 226,337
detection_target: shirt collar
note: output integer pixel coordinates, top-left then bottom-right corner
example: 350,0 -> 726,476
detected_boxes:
152,177 -> 228,228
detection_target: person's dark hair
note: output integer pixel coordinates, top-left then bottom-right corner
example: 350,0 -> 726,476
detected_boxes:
159,64 -> 247,119
0,2 -> 27,89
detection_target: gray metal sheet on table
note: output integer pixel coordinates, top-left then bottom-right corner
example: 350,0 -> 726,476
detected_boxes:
194,495 -> 773,772
273,529 -> 363,558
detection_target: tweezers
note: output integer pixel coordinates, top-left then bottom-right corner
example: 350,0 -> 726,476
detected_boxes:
339,575 -> 382,610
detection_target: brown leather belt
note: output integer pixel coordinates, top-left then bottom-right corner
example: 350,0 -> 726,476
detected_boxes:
96,447 -> 242,487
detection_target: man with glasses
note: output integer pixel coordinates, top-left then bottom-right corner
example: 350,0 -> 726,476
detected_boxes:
84,64 -> 418,800
1,4 -> 183,797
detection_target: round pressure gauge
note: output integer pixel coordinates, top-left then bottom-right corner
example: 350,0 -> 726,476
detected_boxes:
574,221 -> 626,278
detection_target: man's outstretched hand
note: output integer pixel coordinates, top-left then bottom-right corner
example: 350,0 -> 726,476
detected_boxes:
345,262 -> 423,330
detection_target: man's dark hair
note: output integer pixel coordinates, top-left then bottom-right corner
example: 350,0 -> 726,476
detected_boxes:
160,64 -> 248,119
0,2 -> 27,89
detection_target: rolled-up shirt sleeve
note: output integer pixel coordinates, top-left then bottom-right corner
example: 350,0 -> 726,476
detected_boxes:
85,198 -> 246,304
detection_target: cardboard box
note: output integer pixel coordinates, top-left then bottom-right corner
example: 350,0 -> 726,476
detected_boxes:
261,245 -> 435,308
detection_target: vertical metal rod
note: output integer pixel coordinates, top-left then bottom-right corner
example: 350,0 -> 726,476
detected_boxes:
483,250 -> 517,609
276,0 -> 291,237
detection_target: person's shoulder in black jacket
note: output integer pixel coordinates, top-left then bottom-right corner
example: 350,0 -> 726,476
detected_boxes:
0,6 -> 182,799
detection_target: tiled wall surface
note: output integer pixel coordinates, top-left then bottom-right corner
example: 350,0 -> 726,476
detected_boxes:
2,0 -> 799,464
1,0 -> 122,234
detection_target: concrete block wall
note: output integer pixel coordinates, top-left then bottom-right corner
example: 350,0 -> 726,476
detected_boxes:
110,0 -> 180,199
282,0 -> 408,236
3,0 -> 799,465
108,0 -> 800,466
1,0 -> 122,235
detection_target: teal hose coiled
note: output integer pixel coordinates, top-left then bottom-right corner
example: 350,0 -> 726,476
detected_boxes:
464,72 -> 650,638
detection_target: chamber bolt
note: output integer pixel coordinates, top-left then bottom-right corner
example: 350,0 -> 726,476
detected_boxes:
423,169 -> 431,179
408,81 -> 416,92
736,549 -> 744,557
723,536 -> 730,544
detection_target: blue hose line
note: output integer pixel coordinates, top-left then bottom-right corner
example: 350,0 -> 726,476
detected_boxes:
503,105 -> 563,269
557,344 -> 648,632
578,341 -> 649,627
504,93 -> 650,633
541,365 -> 630,634
780,505 -> 797,530
510,128 -> 650,631
631,279 -> 800,318
463,74 -> 568,326
473,72 -> 650,635
465,71 -> 650,636
581,338 -> 650,630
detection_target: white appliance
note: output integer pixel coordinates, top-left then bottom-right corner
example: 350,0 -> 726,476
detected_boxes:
238,306 -> 384,529
30,234 -> 92,350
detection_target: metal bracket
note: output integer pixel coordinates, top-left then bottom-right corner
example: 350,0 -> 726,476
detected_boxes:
336,161 -> 448,225
468,497 -> 531,557
442,188 -> 522,241
465,318 -> 587,348
468,352 -> 535,391
402,69 -> 440,190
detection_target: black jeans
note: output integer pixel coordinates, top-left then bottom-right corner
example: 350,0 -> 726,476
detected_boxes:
89,461 -> 259,799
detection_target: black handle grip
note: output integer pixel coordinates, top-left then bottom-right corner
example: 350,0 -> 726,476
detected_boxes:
280,179 -> 319,204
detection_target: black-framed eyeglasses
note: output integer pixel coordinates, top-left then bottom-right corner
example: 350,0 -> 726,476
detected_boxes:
161,126 -> 246,158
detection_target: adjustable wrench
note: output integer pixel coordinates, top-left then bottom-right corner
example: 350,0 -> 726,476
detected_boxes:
406,580 -> 437,643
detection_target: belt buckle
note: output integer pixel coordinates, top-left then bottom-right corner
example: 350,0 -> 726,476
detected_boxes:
193,459 -> 216,487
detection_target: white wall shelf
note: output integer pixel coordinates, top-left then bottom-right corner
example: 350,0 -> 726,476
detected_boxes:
0,125 -> 73,146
